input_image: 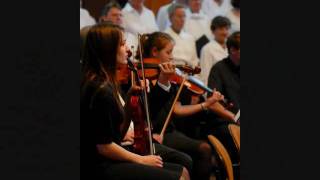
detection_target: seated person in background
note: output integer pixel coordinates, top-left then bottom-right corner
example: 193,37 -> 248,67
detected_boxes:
122,0 -> 159,36
200,16 -> 231,86
99,1 -> 138,55
184,0 -> 212,42
165,3 -> 199,68
206,31 -> 240,165
157,0 -> 189,31
226,0 -> 240,33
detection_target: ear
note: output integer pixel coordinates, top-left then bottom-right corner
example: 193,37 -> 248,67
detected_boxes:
151,47 -> 158,58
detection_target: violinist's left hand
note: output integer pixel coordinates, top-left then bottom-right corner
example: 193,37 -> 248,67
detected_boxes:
127,79 -> 150,95
158,62 -> 176,86
203,90 -> 224,108
127,85 -> 142,96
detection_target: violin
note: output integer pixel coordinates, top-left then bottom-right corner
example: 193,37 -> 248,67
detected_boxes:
135,58 -> 201,80
171,69 -> 234,109
117,50 -> 201,84
126,36 -> 155,155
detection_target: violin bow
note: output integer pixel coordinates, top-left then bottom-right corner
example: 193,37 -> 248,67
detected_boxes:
159,69 -> 187,139
137,34 -> 155,155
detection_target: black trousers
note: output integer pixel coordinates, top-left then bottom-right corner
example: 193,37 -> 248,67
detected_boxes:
95,143 -> 192,180
154,143 -> 193,173
163,130 -> 214,180
96,161 -> 183,180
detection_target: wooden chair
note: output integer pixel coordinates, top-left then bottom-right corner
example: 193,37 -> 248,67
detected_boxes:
228,124 -> 240,154
208,135 -> 234,180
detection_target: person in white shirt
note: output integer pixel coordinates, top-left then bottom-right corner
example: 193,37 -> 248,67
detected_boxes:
201,0 -> 231,20
99,1 -> 138,56
200,16 -> 231,85
226,0 -> 240,33
184,0 -> 212,41
122,0 -> 159,36
156,0 -> 188,31
165,3 -> 199,68
80,0 -> 96,30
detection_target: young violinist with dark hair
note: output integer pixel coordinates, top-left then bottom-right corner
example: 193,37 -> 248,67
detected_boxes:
137,31 -> 225,180
80,22 -> 190,180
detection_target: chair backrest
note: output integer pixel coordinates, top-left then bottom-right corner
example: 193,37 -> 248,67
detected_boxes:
208,135 -> 234,180
228,124 -> 240,153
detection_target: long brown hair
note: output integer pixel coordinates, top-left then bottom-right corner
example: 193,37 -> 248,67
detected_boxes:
81,22 -> 124,110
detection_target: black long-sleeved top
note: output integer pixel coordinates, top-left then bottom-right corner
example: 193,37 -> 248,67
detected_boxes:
207,57 -> 240,114
149,82 -> 197,134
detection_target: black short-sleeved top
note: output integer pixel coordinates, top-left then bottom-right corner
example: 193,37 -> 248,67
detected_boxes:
81,79 -> 124,165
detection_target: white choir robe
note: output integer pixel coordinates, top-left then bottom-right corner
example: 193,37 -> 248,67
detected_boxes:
226,10 -> 240,33
184,9 -> 213,41
200,40 -> 228,86
125,31 -> 138,57
156,1 -> 175,32
165,27 -> 200,68
122,3 -> 159,36
80,8 -> 96,30
201,0 -> 232,20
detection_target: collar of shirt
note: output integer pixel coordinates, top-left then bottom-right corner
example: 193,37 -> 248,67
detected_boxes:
166,27 -> 191,40
210,39 -> 228,54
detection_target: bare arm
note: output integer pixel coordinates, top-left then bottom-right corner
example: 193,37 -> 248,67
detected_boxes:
97,142 -> 140,162
97,142 -> 163,167
208,102 -> 235,122
173,91 -> 224,117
